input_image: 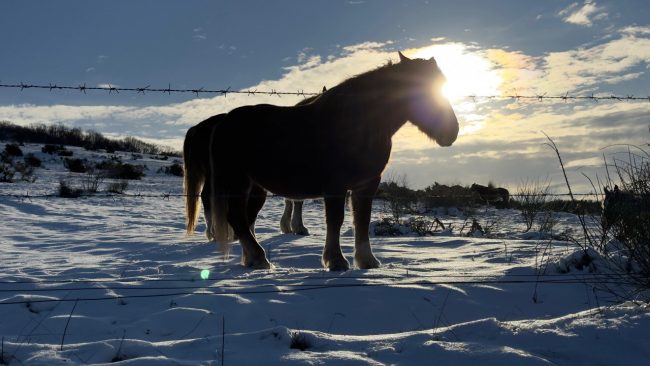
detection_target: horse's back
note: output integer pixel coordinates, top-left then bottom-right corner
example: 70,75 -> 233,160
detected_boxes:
215,103 -> 388,195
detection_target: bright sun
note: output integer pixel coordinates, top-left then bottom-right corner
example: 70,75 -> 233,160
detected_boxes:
410,43 -> 502,102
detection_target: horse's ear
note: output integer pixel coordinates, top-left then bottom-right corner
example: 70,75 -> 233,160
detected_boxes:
428,56 -> 437,65
398,51 -> 411,63
322,86 -> 327,93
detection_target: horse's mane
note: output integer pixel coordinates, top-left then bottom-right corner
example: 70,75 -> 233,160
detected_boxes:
320,61 -> 399,99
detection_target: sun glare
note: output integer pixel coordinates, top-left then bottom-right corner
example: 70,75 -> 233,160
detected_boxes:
410,43 -> 502,102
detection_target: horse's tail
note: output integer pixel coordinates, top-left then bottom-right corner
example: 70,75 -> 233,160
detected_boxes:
183,124 -> 204,235
207,122 -> 236,251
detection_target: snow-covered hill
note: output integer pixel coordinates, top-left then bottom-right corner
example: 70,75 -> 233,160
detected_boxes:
1,142 -> 649,365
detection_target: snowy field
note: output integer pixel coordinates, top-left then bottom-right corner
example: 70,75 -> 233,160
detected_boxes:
1,143 -> 649,365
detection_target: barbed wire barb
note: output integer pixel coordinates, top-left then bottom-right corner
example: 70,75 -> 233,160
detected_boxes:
192,87 -> 204,97
221,86 -> 231,98
136,85 -> 150,95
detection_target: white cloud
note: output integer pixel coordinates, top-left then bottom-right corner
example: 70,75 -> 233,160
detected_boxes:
620,25 -> 650,35
489,31 -> 650,95
559,1 -> 607,27
192,28 -> 206,41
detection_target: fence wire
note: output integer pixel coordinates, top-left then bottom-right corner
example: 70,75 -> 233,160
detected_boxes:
2,82 -> 650,103
0,191 -> 603,200
0,276 -> 637,306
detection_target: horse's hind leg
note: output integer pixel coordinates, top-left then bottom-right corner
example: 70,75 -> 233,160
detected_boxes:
280,198 -> 293,234
247,184 -> 267,237
351,178 -> 381,269
227,185 -> 271,269
200,182 -> 214,241
323,193 -> 350,271
290,200 -> 309,235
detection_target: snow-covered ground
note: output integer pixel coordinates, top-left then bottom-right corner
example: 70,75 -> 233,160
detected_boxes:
1,142 -> 649,365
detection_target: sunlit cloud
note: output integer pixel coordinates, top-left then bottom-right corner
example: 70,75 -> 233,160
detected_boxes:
558,1 -> 608,27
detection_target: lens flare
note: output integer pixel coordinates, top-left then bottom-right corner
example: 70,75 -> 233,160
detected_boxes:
200,269 -> 210,280
441,82 -> 452,100
412,43 -> 501,102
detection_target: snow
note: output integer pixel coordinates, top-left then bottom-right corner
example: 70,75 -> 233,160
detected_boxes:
1,142 -> 649,365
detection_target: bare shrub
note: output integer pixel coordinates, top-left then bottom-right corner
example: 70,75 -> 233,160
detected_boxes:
24,153 -> 42,167
376,174 -> 416,221
95,160 -> 145,180
80,169 -> 105,193
419,183 -> 477,209
159,161 -> 184,177
537,211 -> 558,233
0,154 -> 15,182
601,146 -> 650,284
516,179 -> 550,232
106,180 -> 129,194
58,180 -> 84,198
3,143 -> 23,157
42,144 -> 65,154
0,152 -> 35,182
545,132 -> 650,297
461,207 -> 503,238
289,331 -> 312,351
373,217 -> 403,236
408,216 -> 445,236
63,158 -> 89,173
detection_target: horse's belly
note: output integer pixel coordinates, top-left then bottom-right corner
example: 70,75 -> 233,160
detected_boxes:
244,126 -> 391,195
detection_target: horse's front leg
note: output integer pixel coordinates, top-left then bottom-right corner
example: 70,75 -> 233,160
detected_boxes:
290,200 -> 310,235
247,184 -> 267,238
323,193 -> 350,271
351,178 -> 381,269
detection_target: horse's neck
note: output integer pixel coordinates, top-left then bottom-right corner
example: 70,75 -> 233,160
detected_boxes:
320,86 -> 407,137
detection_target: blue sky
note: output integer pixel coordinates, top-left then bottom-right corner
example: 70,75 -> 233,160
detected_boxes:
1,1 -> 649,191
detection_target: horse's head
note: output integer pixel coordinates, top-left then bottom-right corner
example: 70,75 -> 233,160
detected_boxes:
396,52 -> 459,147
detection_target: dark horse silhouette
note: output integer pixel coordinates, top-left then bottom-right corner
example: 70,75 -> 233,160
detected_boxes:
602,185 -> 647,239
186,52 -> 458,270
184,95 -> 321,240
470,183 -> 510,207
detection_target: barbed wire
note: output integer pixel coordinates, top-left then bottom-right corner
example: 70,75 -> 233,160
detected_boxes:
2,82 -> 650,103
0,191 -> 603,200
0,271 -> 629,285
0,278 -> 631,294
0,82 -> 318,98
0,277 -> 637,306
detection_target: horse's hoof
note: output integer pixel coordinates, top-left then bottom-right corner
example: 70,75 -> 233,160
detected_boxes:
324,257 -> 350,271
250,260 -> 273,270
244,257 -> 273,270
354,255 -> 381,269
292,226 -> 310,236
